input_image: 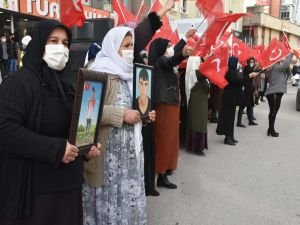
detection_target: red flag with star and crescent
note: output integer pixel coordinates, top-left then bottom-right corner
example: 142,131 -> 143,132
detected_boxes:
112,0 -> 136,26
199,46 -> 229,89
258,38 -> 290,69
61,0 -> 86,28
232,36 -> 256,62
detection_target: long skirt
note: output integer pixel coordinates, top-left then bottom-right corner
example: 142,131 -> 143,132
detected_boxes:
0,188 -> 82,225
154,103 -> 180,173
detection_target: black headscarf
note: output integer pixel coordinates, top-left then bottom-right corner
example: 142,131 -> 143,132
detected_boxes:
228,56 -> 238,71
148,38 -> 170,66
22,19 -> 73,101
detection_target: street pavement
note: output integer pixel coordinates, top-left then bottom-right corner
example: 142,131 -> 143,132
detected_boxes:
147,84 -> 300,225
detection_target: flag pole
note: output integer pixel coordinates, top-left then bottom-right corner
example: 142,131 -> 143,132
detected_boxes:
116,0 -> 127,23
148,0 -> 157,15
192,15 -> 207,49
136,0 -> 144,21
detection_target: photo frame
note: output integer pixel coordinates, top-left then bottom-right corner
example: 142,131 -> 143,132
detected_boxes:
133,63 -> 153,120
69,68 -> 107,155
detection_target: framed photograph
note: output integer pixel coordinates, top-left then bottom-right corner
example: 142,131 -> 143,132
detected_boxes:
133,63 -> 153,120
69,68 -> 107,154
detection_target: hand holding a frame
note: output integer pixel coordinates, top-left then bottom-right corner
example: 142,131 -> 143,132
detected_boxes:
85,143 -> 101,160
185,29 -> 197,39
62,142 -> 79,164
124,109 -> 142,124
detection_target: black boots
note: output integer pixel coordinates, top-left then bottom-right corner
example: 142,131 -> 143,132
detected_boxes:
267,129 -> 279,137
224,137 -> 236,145
157,174 -> 177,189
237,122 -> 246,127
249,121 -> 258,125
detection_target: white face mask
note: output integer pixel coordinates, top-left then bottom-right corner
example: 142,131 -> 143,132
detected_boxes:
1,38 -> 6,43
43,44 -> 69,71
250,63 -> 255,67
121,49 -> 134,64
166,47 -> 174,57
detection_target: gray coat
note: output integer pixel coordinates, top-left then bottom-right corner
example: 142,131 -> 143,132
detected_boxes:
265,54 -> 293,96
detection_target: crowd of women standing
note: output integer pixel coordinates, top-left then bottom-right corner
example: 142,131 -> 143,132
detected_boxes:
0,0 -> 295,223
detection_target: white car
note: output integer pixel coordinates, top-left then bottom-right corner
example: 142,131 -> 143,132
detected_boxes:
292,74 -> 300,86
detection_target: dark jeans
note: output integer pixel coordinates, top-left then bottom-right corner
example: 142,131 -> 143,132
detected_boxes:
266,93 -> 283,132
0,59 -> 8,78
8,58 -> 17,74
237,106 -> 254,123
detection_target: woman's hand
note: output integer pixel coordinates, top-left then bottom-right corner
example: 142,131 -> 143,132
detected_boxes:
157,0 -> 179,18
183,46 -> 194,57
86,143 -> 101,160
249,72 -> 259,78
62,141 -> 79,164
148,110 -> 156,122
185,28 -> 197,39
123,109 -> 141,124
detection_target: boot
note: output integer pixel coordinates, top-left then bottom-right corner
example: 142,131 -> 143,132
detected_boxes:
231,137 -> 238,143
237,108 -> 246,127
249,120 -> 258,125
267,128 -> 279,137
157,174 -> 177,189
224,137 -> 235,145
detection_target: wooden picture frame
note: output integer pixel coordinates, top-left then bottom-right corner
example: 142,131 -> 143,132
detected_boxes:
69,68 -> 107,155
133,63 -> 153,120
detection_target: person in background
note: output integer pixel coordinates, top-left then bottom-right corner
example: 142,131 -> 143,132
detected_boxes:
0,19 -> 100,225
217,56 -> 255,145
185,56 -> 209,156
149,35 -> 194,189
237,57 -> 258,127
265,53 -> 293,137
84,42 -> 101,69
19,35 -> 32,68
7,33 -> 19,74
0,35 -> 9,79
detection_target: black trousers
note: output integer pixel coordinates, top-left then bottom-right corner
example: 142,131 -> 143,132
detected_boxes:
266,93 -> 283,131
217,105 -> 236,138
0,59 -> 8,78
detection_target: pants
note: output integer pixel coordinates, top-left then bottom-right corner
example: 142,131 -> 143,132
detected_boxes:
237,106 -> 254,123
266,93 -> 283,131
8,59 -> 17,74
0,59 -> 8,78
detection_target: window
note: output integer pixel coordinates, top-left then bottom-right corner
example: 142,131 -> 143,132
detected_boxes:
281,5 -> 291,20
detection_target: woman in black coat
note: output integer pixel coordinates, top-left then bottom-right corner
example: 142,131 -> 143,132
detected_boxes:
237,57 -> 258,127
0,20 -> 99,225
216,56 -> 243,145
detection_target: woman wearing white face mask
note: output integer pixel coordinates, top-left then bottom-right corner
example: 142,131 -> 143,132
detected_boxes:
148,38 -> 194,189
0,20 -> 100,225
83,27 -> 155,225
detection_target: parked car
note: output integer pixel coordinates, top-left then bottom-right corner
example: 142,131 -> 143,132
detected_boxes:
296,84 -> 300,111
292,74 -> 300,86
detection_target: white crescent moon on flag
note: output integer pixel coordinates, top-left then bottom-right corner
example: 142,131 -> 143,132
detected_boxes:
73,0 -> 83,12
269,49 -> 282,61
211,58 -> 221,72
212,41 -> 224,51
233,43 -> 239,55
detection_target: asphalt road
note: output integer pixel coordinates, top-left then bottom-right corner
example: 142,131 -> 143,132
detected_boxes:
147,84 -> 300,225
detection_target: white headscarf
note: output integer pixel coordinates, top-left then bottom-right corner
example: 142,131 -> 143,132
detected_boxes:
89,26 -> 143,159
185,56 -> 201,105
89,26 -> 135,94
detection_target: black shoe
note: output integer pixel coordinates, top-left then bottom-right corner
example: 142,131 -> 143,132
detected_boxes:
165,170 -> 173,176
267,129 -> 279,137
231,137 -> 238,143
157,174 -> 177,189
249,121 -> 258,125
260,98 -> 265,102
251,116 -> 257,120
224,137 -> 235,145
237,123 -> 246,128
195,151 -> 206,157
147,189 -> 160,196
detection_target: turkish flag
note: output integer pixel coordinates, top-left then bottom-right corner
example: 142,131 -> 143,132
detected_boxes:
211,31 -> 231,53
294,50 -> 300,59
258,38 -> 290,69
146,0 -> 175,49
282,31 -> 292,51
61,0 -> 86,28
199,46 -> 229,88
196,0 -> 224,15
253,45 -> 265,55
232,36 -> 256,62
112,0 -> 136,26
185,34 -> 210,57
136,0 -> 146,22
198,13 -> 246,53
